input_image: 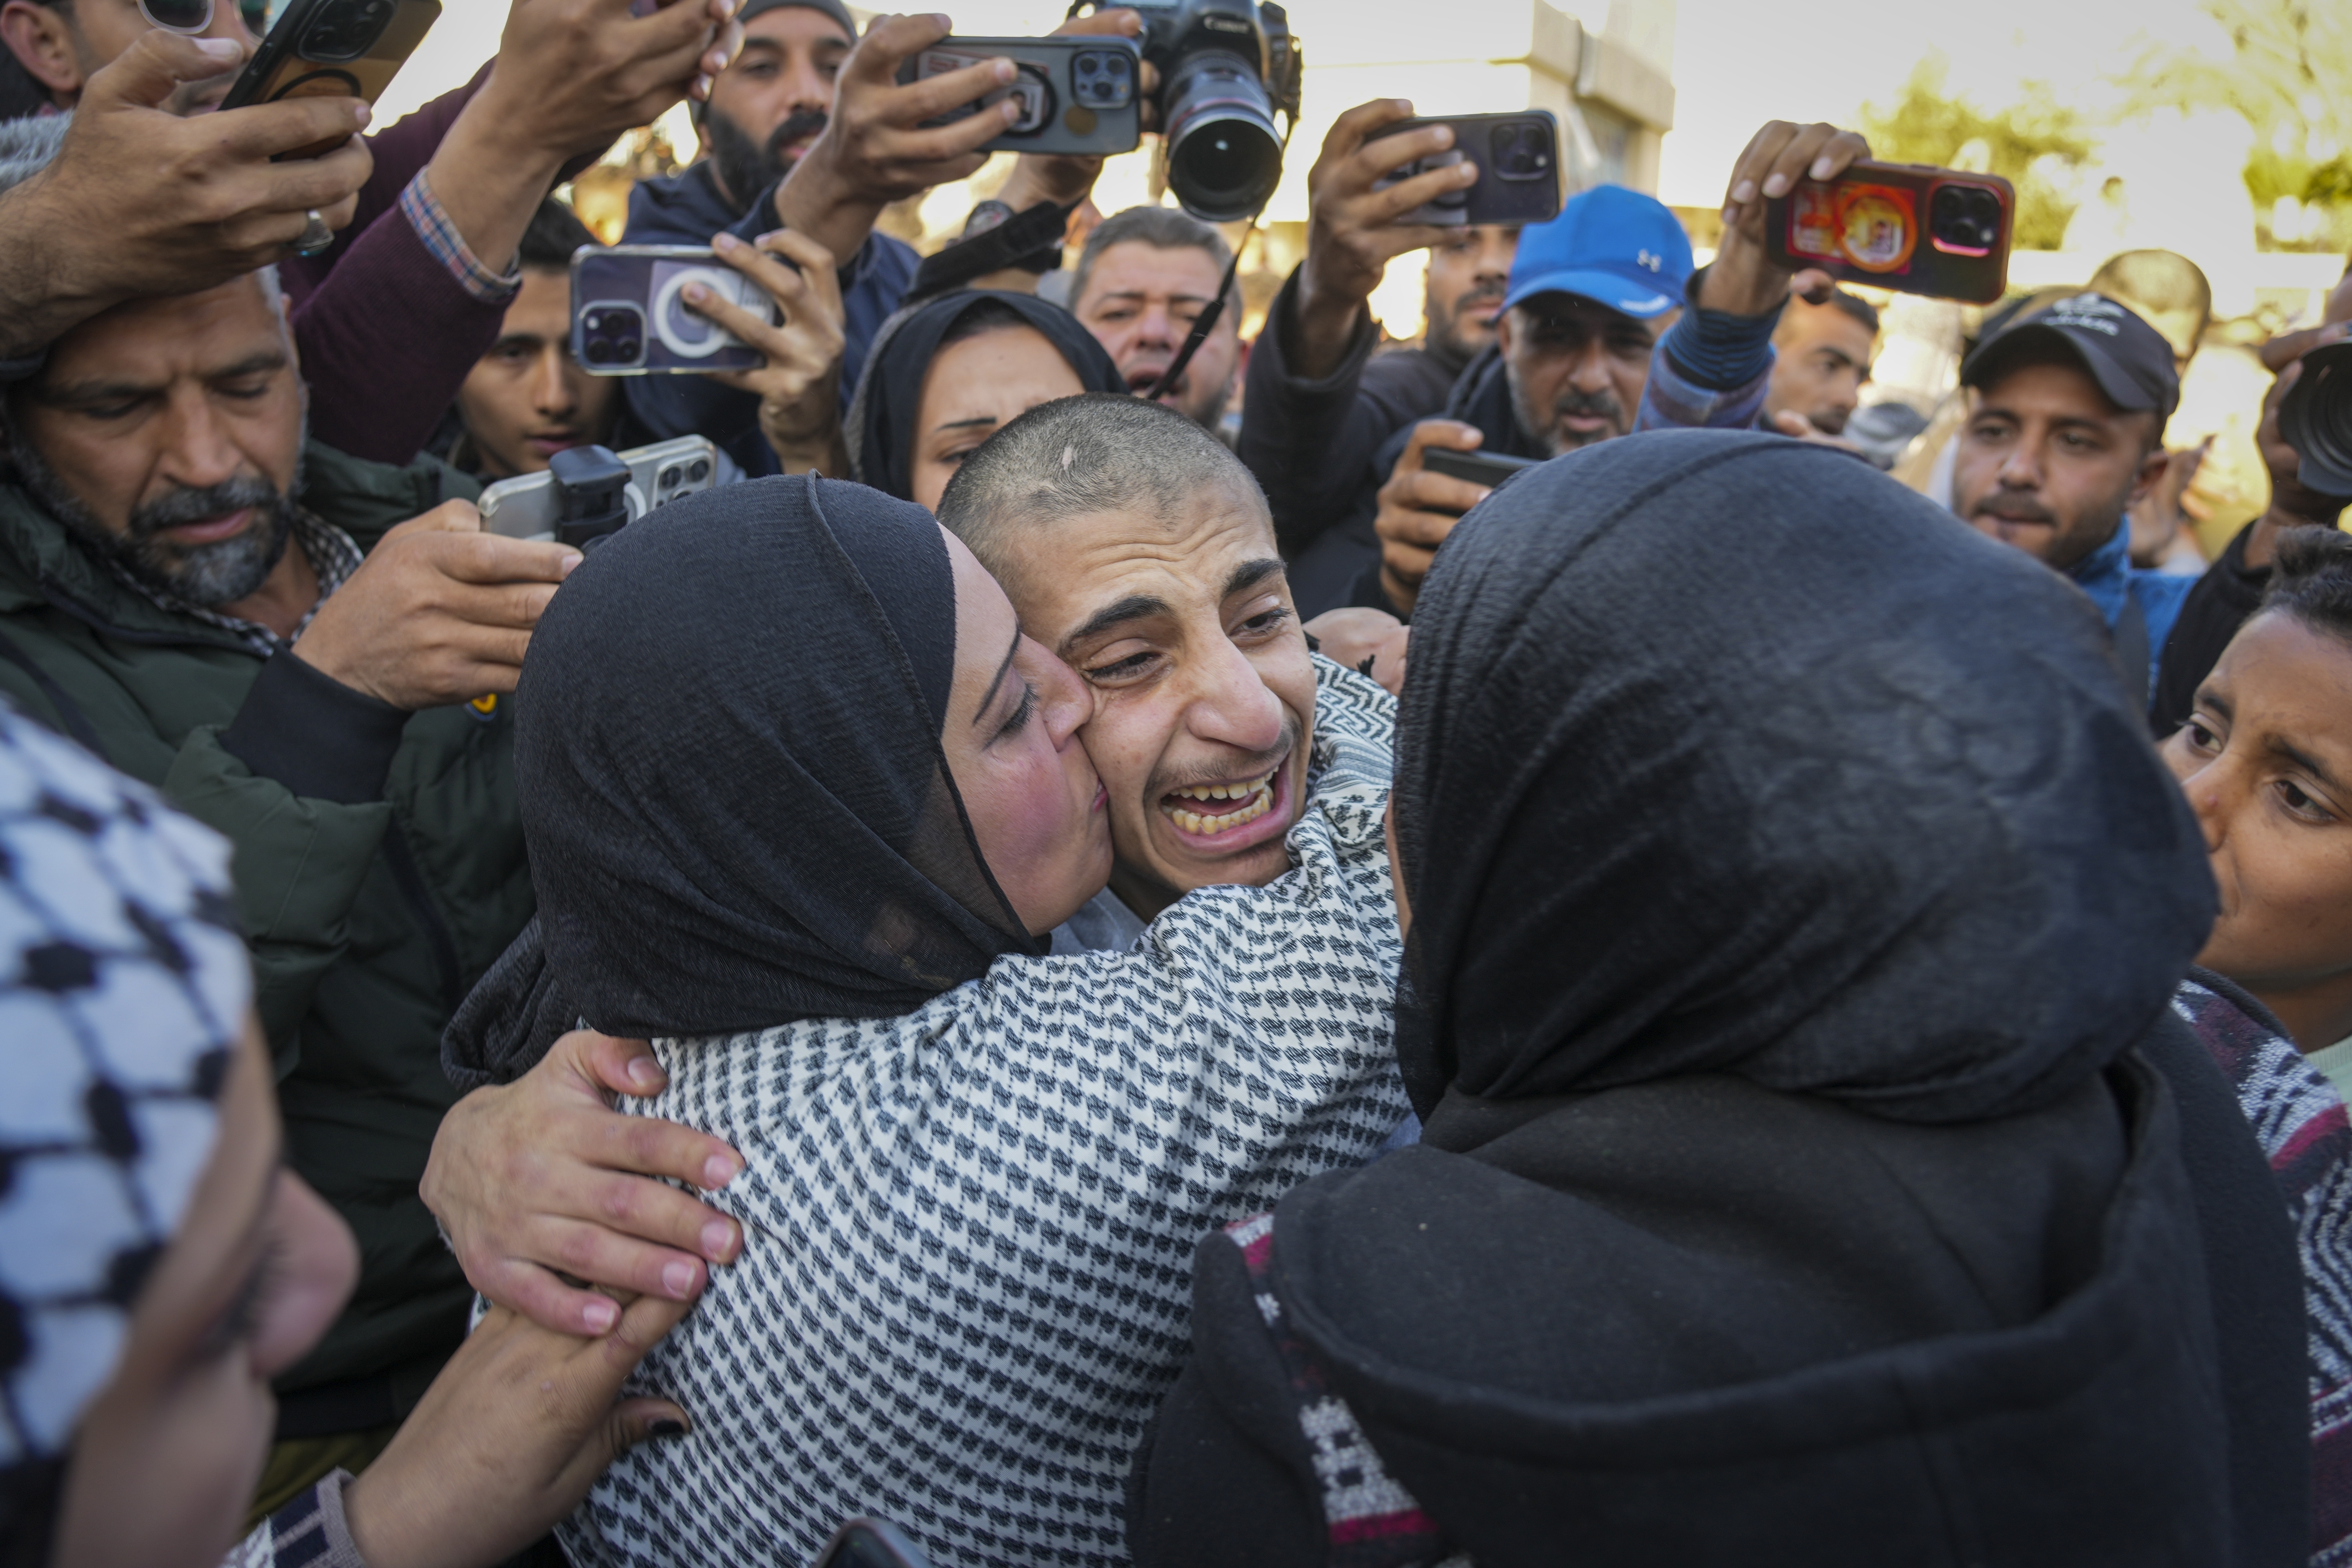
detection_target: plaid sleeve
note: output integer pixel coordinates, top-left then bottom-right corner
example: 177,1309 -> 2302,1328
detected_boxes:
1633,340 -> 1772,434
397,168 -> 522,307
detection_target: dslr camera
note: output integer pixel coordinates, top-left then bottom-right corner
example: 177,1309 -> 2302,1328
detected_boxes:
1112,0 -> 1302,222
2281,340 -> 2352,498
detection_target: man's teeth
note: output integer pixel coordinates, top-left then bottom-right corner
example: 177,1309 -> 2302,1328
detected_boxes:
1166,771 -> 1275,835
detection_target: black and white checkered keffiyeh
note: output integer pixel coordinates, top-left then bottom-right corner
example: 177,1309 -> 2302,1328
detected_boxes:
559,661 -> 1412,1568
0,702 -> 250,1498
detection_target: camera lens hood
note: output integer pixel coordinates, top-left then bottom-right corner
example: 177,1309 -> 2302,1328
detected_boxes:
2280,339 -> 2352,498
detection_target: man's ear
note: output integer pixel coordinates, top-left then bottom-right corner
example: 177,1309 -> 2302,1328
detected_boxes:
0,0 -> 85,100
2131,440 -> 2171,509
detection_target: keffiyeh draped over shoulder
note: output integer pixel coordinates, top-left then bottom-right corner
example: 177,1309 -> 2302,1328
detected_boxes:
561,659 -> 1412,1568
0,701 -> 248,1555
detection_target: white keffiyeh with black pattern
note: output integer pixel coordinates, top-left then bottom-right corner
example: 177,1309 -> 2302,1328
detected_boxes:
562,659 -> 1410,1568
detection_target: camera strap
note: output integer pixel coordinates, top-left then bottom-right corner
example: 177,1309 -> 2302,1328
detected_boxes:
1144,245 -> 1243,403
907,200 -> 1078,305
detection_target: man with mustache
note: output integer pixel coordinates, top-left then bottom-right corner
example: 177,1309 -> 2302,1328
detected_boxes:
0,228 -> 577,1509
1237,99 -> 1527,616
1362,182 -> 1690,617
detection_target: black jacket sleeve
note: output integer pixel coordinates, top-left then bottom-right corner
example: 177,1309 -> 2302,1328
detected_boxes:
2151,523 -> 2270,736
1240,268 -> 1400,559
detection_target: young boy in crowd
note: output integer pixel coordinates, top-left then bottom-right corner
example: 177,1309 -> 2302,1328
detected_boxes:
2168,526 -> 2352,1085
439,200 -> 619,481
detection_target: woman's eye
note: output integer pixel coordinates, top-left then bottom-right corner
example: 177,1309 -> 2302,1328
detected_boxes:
993,682 -> 1036,743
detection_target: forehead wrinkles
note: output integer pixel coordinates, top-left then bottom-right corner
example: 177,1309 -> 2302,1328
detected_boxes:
1016,498 -> 1276,642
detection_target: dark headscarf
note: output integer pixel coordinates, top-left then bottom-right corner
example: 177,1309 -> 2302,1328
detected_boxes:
844,289 -> 1125,503
1132,432 -> 2295,1567
445,474 -> 1041,1080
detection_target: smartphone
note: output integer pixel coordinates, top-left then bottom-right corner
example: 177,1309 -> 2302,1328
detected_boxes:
810,1518 -> 934,1568
218,0 -> 441,158
1367,111 -> 1563,228
896,36 -> 1142,157
1423,446 -> 1541,496
1763,162 -> 2015,304
479,436 -> 726,542
571,246 -> 780,376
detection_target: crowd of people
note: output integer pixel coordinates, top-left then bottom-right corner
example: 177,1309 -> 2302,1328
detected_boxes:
3,0 -> 2352,1564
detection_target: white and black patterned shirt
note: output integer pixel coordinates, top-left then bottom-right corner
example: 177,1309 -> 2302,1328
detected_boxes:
563,660 -> 1412,1568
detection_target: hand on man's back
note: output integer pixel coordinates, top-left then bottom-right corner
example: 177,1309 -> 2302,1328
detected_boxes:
292,501 -> 582,712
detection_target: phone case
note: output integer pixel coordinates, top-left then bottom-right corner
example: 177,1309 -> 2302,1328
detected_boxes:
1423,447 -> 1541,493
1762,162 -> 2015,303
479,437 -> 724,540
1366,112 -> 1563,228
220,0 -> 441,157
571,247 -> 778,376
896,36 -> 1142,157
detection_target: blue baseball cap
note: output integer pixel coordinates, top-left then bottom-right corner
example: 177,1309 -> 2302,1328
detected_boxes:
1500,185 -> 1693,320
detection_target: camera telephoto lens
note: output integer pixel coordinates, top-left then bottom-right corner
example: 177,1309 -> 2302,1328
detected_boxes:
659,466 -> 682,490
1161,52 -> 1282,222
688,458 -> 711,482
2280,340 -> 2352,496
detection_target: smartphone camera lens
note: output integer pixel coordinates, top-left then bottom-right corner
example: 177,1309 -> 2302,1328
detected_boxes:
581,307 -> 644,368
1073,49 -> 1132,109
1930,185 -> 2002,254
659,466 -> 682,490
1490,122 -> 1552,181
687,458 -> 711,482
301,0 -> 395,61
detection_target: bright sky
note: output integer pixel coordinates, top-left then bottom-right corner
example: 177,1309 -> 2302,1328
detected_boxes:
1654,0 -> 2234,207
376,0 -> 2245,206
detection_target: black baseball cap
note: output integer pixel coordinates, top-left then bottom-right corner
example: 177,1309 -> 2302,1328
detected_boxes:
1960,292 -> 2181,427
736,0 -> 857,41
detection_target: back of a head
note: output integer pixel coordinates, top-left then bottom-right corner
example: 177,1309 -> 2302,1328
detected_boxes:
2088,249 -> 2214,328
1071,204 -> 1238,314
2260,524 -> 2352,641
934,392 -> 1265,584
1392,429 -> 2215,1124
519,197 -> 598,271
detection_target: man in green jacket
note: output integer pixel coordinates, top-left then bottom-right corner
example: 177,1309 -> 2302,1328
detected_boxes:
0,255 -> 579,1506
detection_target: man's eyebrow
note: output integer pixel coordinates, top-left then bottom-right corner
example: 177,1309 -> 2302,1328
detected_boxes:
50,349 -> 291,405
1066,593 -> 1172,646
1096,288 -> 1214,307
975,625 -> 1022,724
1221,557 -> 1284,601
737,34 -> 782,53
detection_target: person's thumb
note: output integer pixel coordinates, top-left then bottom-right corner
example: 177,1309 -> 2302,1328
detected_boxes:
1771,410 -> 1815,438
607,1397 -> 693,1460
579,1032 -> 667,1100
92,31 -> 241,110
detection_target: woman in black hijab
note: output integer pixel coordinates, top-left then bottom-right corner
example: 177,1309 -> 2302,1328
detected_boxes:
1128,429 -> 2309,1567
843,288 -> 1124,509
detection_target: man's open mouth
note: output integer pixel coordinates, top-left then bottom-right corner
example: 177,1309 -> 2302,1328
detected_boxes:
1161,766 -> 1276,837
1126,365 -> 1179,398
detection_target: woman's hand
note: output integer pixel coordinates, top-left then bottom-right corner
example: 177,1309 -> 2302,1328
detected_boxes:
689,228 -> 853,476
340,1297 -> 692,1568
420,1030 -> 745,1336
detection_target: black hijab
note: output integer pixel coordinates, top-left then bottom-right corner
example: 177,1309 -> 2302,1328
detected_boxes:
1133,432 -> 2298,1567
445,473 -> 1041,1081
844,289 -> 1125,503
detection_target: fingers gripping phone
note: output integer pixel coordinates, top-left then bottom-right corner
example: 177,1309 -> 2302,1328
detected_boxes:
219,0 -> 441,158
896,36 -> 1143,157
810,1517 -> 934,1568
1422,447 -> 1540,514
1763,162 -> 2015,303
572,246 -> 782,376
1368,111 -> 1563,228
479,436 -> 726,545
